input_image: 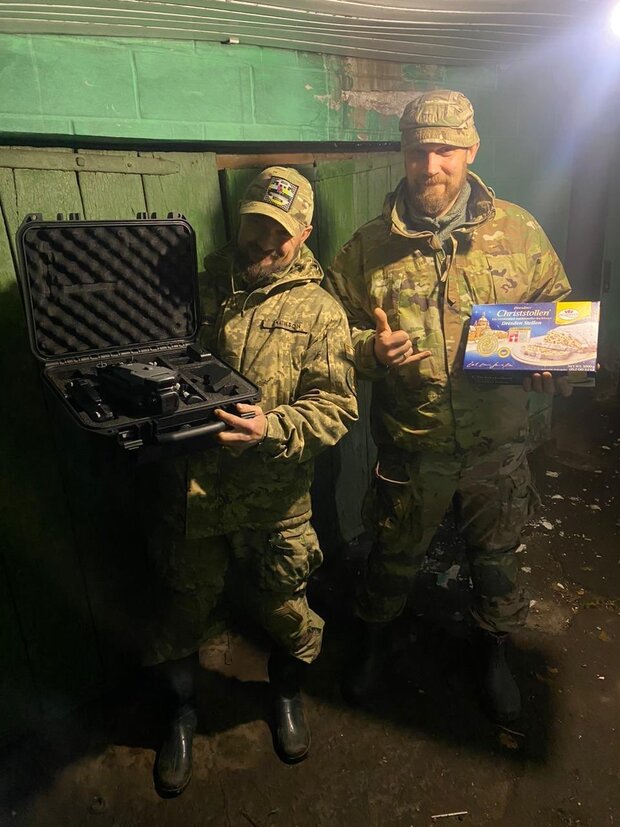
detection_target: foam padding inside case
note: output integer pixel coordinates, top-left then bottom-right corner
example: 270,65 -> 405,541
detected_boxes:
21,222 -> 197,358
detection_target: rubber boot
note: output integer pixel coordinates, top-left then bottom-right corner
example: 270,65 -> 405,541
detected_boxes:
268,651 -> 311,763
154,653 -> 198,796
341,621 -> 388,706
477,629 -> 521,723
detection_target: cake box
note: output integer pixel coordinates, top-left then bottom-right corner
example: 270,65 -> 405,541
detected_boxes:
463,301 -> 599,379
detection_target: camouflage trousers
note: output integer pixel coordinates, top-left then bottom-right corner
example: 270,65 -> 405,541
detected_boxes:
357,442 -> 539,633
142,521 -> 324,667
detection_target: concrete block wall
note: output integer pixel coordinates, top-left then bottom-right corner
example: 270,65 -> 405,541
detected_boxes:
1,33 -> 619,367
0,34 -> 577,257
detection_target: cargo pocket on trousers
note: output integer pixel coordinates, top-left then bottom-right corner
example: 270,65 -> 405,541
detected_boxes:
262,526 -> 312,594
497,466 -> 539,550
363,454 -> 415,550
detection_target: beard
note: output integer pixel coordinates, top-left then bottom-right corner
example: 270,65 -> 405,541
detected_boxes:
237,257 -> 283,283
236,239 -> 302,283
407,169 -> 468,218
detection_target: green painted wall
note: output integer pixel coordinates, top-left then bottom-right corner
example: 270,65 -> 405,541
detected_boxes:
0,34 -> 577,257
1,32 -> 618,361
1,32 -> 619,370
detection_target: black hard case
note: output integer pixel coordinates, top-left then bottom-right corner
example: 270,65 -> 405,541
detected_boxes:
16,213 -> 260,450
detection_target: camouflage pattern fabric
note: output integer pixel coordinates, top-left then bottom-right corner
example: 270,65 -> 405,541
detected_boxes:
186,243 -> 358,538
326,171 -> 570,631
239,165 -> 314,237
358,442 -> 537,632
399,89 -> 480,149
326,172 -> 571,456
142,521 -> 324,666
144,244 -> 356,664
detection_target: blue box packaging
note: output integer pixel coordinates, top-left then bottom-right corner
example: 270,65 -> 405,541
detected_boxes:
463,302 -> 600,378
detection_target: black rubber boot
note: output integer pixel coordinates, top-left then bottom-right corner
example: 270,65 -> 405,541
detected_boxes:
268,651 -> 310,763
341,621 -> 388,706
154,653 -> 198,797
477,630 -> 521,723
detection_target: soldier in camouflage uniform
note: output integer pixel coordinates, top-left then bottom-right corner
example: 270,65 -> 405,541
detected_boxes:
149,167 -> 358,795
325,90 -> 571,722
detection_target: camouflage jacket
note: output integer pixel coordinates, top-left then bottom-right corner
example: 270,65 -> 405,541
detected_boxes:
325,172 -> 571,455
184,243 -> 358,538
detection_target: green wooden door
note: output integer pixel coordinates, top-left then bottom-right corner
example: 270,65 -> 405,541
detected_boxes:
313,154 -> 403,542
0,146 -> 225,740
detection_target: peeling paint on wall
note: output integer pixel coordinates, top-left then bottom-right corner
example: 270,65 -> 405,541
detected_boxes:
343,89 -> 424,116
314,56 -> 447,124
314,89 -> 422,116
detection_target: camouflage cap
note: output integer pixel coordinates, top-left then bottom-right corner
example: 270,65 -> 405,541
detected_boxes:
399,90 -> 480,150
239,166 -> 314,236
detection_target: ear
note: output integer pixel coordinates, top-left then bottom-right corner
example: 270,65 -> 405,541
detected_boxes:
466,142 -> 480,164
299,225 -> 313,244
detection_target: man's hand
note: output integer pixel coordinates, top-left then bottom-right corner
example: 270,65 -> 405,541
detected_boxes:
373,307 -> 432,368
522,371 -> 573,397
214,403 -> 267,451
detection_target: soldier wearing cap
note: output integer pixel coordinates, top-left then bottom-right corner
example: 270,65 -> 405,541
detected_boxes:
146,167 -> 358,795
325,90 -> 571,722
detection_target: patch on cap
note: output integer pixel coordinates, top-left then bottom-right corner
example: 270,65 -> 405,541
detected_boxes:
263,177 -> 298,213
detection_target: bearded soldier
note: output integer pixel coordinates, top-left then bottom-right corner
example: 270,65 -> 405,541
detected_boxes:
326,91 -> 571,723
147,167 -> 357,795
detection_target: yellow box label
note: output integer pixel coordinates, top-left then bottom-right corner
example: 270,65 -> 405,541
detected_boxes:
554,302 -> 599,325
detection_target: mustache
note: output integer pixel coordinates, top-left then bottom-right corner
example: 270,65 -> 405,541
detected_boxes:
418,176 -> 449,186
243,242 -> 285,263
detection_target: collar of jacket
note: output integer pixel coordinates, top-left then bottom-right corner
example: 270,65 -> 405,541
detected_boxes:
226,243 -> 324,297
385,171 -> 496,240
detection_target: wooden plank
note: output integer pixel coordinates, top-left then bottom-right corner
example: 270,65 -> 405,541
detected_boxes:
0,168 -> 18,290
317,159 -> 383,540
217,151 -> 399,170
0,165 -> 36,737
0,149 -> 179,175
353,160 -> 391,227
14,167 -> 83,220
1,151 -> 103,731
389,155 -> 405,190
220,166 -> 261,245
141,151 -> 226,268
314,157 -> 398,541
78,149 -> 146,220
314,161 -> 357,267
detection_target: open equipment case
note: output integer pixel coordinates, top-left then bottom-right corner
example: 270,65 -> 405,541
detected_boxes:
16,212 -> 260,451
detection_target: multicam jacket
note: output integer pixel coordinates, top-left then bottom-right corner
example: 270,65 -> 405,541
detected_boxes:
325,172 -> 571,455
184,243 -> 358,538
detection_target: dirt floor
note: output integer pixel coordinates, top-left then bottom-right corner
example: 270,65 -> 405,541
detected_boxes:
1,392 -> 619,827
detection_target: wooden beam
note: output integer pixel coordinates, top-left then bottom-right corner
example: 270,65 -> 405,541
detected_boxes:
0,149 -> 179,176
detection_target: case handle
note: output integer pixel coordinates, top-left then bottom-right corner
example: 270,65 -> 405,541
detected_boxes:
154,420 -> 226,443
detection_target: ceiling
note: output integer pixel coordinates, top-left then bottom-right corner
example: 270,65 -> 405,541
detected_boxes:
0,0 -> 608,65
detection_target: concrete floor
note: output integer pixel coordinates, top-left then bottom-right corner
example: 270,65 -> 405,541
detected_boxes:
1,393 -> 619,827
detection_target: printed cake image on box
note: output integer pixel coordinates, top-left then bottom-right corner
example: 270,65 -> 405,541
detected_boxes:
463,302 -> 600,375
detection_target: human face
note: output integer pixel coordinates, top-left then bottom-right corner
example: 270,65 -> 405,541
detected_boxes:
404,142 -> 479,218
237,214 -> 312,283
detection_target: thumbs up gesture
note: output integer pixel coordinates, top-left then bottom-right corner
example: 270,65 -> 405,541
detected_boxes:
373,307 -> 432,368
